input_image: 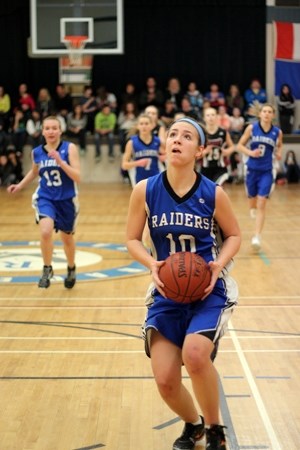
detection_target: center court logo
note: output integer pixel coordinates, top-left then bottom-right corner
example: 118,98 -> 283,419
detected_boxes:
0,241 -> 148,284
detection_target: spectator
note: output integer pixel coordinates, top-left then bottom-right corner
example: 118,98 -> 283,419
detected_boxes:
54,84 -> 73,122
117,101 -> 139,153
284,150 -> 300,183
96,86 -> 118,113
0,146 -> 23,187
229,107 -> 245,143
26,109 -> 43,147
117,101 -> 139,183
244,78 -> 267,110
177,96 -> 200,120
277,84 -> 295,134
79,85 -> 97,133
164,77 -> 183,110
185,81 -> 204,116
139,76 -> 164,111
11,108 -> 28,154
66,104 -> 87,154
204,83 -> 225,109
36,87 -> 55,119
17,83 -> 36,113
0,85 -> 11,132
120,82 -> 139,110
94,103 -> 117,162
226,84 -> 244,115
0,116 -> 9,154
217,105 -> 231,131
160,99 -> 176,127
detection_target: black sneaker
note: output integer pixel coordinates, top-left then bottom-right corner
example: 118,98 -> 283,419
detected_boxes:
206,424 -> 227,450
64,265 -> 76,289
173,416 -> 205,450
38,265 -> 53,288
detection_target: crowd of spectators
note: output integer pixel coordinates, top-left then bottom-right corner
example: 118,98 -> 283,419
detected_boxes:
0,77 -> 299,187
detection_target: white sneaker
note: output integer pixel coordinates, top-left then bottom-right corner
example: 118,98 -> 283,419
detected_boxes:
250,208 -> 256,219
251,235 -> 261,251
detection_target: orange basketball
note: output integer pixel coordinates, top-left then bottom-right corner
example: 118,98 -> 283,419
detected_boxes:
158,252 -> 211,304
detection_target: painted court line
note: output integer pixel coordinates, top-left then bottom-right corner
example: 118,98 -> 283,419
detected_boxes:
229,319 -> 282,450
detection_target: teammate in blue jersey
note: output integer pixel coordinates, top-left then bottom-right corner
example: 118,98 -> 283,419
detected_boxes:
121,113 -> 165,187
237,103 -> 283,251
126,117 -> 241,450
7,116 -> 81,289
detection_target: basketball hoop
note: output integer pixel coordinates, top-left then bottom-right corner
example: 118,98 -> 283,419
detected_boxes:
63,35 -> 88,66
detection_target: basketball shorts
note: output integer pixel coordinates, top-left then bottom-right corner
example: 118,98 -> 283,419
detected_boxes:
245,168 -> 274,198
32,195 -> 79,233
142,275 -> 238,358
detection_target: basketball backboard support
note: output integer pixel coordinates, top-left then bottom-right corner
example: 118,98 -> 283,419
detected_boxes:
29,0 -> 124,57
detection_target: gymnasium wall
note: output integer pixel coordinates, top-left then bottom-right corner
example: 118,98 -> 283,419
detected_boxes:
0,0 -> 266,104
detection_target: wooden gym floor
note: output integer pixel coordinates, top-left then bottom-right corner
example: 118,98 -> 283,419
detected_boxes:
0,180 -> 299,450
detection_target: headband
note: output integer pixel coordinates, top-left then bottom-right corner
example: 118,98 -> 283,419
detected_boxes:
175,117 -> 206,145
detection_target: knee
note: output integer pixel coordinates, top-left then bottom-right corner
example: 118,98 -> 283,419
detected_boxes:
182,345 -> 210,374
40,228 -> 52,241
155,374 -> 180,400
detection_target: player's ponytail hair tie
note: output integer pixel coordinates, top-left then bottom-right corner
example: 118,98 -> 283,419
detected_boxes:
175,117 -> 206,145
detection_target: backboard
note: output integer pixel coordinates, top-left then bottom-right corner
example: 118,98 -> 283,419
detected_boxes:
29,0 -> 124,56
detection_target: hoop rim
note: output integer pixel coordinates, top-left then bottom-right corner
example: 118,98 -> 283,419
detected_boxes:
63,35 -> 88,48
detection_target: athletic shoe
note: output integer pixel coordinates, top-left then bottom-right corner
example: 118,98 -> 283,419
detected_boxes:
251,235 -> 261,251
38,265 -> 53,288
205,424 -> 227,450
250,208 -> 256,219
173,416 -> 205,450
64,265 -> 76,289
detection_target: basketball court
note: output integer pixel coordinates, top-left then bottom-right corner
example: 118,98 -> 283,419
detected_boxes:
0,1 -> 299,449
0,180 -> 299,450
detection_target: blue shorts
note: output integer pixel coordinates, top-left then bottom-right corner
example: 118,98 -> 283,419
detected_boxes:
245,168 -> 274,198
143,276 -> 238,357
32,196 -> 79,233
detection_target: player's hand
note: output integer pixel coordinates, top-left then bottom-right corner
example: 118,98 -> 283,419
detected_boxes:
47,149 -> 62,164
202,260 -> 221,299
150,260 -> 166,297
7,184 -> 20,194
251,148 -> 261,158
135,158 -> 151,168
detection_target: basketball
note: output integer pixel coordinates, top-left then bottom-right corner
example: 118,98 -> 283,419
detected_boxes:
158,252 -> 211,304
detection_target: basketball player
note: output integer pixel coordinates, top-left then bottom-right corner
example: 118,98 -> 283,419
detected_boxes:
7,116 -> 80,289
121,113 -> 165,187
201,107 -> 235,185
237,103 -> 283,251
126,117 -> 241,450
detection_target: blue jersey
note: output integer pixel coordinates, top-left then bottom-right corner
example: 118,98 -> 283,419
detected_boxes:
33,141 -> 77,200
146,171 -> 232,274
130,134 -> 161,184
247,122 -> 280,172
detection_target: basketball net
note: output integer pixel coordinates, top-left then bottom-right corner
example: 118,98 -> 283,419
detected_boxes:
64,35 -> 88,66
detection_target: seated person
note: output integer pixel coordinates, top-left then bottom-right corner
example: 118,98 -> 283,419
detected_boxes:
66,104 -> 87,154
26,109 -> 43,147
94,103 -> 117,162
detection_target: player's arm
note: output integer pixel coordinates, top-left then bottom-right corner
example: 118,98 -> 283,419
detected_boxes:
7,153 -> 39,194
275,129 -> 283,160
126,180 -> 165,291
121,140 -> 150,169
203,186 -> 241,297
49,143 -> 81,183
236,124 -> 260,158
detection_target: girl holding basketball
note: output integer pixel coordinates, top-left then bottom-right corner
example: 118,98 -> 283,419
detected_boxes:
126,117 -> 241,450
